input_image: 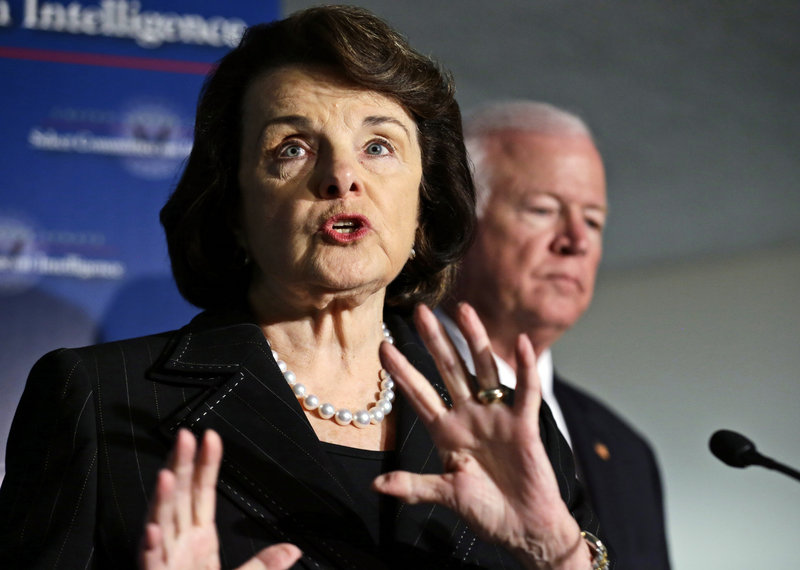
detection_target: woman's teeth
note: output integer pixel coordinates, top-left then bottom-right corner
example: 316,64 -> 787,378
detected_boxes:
333,221 -> 356,233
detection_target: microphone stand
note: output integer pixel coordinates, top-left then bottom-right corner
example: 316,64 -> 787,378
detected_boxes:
755,455 -> 800,483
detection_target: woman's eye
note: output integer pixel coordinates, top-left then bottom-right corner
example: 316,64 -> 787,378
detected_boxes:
278,144 -> 306,158
365,141 -> 391,156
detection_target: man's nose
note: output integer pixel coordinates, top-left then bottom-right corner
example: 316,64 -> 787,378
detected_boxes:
551,210 -> 589,255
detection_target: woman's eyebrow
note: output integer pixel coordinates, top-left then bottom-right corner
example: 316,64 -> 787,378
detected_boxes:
261,114 -> 311,132
363,115 -> 412,139
257,115 -> 311,147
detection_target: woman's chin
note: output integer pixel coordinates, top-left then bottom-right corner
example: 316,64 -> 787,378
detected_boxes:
310,255 -> 398,292
249,253 -> 401,311
314,274 -> 388,300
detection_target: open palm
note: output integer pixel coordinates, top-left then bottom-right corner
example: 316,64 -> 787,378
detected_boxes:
374,303 -> 589,568
139,429 -> 301,570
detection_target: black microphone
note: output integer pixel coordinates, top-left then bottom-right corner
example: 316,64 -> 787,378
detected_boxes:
709,429 -> 800,483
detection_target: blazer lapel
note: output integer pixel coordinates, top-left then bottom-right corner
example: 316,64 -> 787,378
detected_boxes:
147,311 -> 496,566
149,316 -> 374,551
383,314 -> 480,564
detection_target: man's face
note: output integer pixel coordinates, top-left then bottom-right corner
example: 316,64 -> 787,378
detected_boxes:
463,131 -> 607,344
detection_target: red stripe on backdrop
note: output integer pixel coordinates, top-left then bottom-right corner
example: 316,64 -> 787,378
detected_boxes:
0,46 -> 215,75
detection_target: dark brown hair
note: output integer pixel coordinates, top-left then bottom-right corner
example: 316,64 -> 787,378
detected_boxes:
160,5 -> 474,312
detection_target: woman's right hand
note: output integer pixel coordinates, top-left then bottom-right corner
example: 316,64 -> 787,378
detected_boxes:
139,429 -> 302,570
374,303 -> 592,569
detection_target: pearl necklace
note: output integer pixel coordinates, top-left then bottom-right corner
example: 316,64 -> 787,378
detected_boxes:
268,323 -> 396,428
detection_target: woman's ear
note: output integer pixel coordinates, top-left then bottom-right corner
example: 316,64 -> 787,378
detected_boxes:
229,206 -> 251,265
233,227 -> 248,251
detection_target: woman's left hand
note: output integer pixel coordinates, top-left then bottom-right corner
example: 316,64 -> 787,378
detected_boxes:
373,303 -> 590,569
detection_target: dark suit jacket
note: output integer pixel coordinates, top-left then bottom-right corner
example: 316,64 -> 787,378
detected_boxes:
554,375 -> 670,570
0,311 -> 598,569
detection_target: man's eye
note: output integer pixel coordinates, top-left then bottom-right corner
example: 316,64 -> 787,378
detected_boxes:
527,206 -> 556,215
279,144 -> 306,158
586,218 -> 605,231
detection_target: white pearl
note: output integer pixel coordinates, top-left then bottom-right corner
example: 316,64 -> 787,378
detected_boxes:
353,410 -> 371,428
269,325 -> 395,428
303,394 -> 320,410
335,409 -> 353,426
319,403 -> 335,419
369,407 -> 385,424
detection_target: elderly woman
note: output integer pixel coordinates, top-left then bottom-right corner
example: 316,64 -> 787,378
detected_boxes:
0,6 -> 605,570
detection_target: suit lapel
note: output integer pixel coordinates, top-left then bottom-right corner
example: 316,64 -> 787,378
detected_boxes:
553,374 -> 613,511
149,316 -> 367,540
147,311 -> 488,566
384,314 -> 480,563
388,312 -> 448,472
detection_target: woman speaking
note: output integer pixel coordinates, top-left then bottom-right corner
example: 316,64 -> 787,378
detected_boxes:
0,6 -> 604,570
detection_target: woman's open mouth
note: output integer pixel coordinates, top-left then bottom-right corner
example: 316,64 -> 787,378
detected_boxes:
320,214 -> 371,243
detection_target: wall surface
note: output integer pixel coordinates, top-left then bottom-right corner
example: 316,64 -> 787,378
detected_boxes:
554,246 -> 800,569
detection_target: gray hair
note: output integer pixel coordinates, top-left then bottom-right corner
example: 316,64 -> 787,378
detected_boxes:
464,100 -> 594,217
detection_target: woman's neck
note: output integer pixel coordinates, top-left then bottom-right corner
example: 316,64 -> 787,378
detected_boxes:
249,288 -> 395,450
253,288 -> 386,358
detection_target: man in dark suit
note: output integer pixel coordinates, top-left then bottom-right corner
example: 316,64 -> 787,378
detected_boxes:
438,100 -> 670,569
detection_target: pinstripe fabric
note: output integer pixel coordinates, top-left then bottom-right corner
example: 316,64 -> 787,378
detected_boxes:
0,311 -> 598,569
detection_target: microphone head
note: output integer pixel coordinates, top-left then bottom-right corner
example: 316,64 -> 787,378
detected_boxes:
709,429 -> 759,468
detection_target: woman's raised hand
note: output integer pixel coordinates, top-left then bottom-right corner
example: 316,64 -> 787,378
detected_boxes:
374,303 -> 591,569
139,429 -> 302,570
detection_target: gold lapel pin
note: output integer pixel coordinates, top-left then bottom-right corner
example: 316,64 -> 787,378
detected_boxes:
594,441 -> 611,461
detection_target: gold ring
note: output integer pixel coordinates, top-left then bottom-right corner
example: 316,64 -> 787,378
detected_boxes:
476,386 -> 510,405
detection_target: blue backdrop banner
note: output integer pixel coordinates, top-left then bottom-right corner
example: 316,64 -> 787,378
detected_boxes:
0,0 -> 280,480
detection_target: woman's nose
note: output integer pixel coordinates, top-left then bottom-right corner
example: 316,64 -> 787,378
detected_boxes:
316,151 -> 363,199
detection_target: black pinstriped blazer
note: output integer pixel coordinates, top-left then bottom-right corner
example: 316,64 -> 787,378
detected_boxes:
0,310 -> 598,569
